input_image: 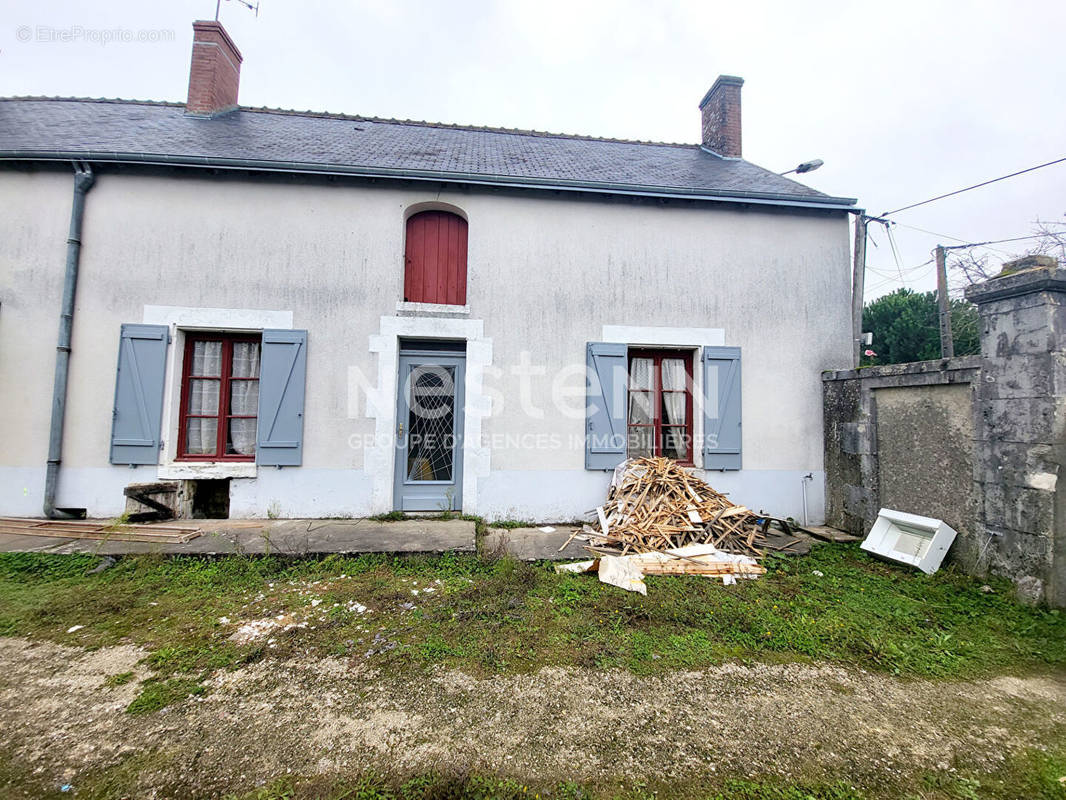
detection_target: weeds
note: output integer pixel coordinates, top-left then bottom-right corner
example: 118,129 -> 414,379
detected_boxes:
102,671 -> 134,687
200,745 -> 1066,800
126,677 -> 205,714
0,546 -> 1064,712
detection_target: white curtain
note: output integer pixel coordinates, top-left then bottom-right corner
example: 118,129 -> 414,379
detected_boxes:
186,341 -> 221,455
228,342 -> 260,456
661,358 -> 687,459
661,358 -> 687,426
628,357 -> 654,425
629,357 -> 653,390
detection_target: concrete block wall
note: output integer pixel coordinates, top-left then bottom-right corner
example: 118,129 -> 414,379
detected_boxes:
822,358 -> 981,559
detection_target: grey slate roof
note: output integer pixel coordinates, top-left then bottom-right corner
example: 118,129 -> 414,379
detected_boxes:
0,98 -> 855,209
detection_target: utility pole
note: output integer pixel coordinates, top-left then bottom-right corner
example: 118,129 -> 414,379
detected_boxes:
935,245 -> 954,358
851,214 -> 867,367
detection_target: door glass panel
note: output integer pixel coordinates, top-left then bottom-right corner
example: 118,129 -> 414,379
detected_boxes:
229,380 -> 259,416
187,378 -> 220,415
185,419 -> 217,455
661,358 -> 686,390
231,342 -> 261,378
629,357 -> 653,389
628,391 -> 654,425
226,418 -> 258,456
661,392 -> 686,426
406,365 -> 456,482
628,426 -> 654,458
662,426 -> 689,460
190,340 -> 223,377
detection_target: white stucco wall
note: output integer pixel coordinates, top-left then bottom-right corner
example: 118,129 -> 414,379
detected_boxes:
0,167 -> 850,522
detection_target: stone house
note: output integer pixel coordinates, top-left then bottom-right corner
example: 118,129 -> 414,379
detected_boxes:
0,20 -> 856,521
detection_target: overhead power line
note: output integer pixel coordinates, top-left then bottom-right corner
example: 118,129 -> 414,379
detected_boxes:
942,233 -> 1057,250
881,156 -> 1066,217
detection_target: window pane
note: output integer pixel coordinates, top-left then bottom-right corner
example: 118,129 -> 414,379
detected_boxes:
407,366 -> 456,481
229,379 -> 259,416
187,379 -> 220,415
629,357 -> 653,390
628,426 -> 654,459
662,392 -> 686,426
185,418 -> 217,455
191,340 -> 222,377
227,418 -> 258,456
662,358 -> 687,390
662,427 -> 689,461
628,390 -> 654,425
231,342 -> 261,378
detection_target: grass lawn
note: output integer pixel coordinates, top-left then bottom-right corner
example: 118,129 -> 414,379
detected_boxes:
1,543 -> 1065,799
1,544 -> 1064,688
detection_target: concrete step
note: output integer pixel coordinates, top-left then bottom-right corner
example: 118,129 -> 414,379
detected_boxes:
0,517 -> 476,556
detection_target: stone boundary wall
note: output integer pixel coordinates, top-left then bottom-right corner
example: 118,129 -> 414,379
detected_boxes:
824,260 -> 1065,606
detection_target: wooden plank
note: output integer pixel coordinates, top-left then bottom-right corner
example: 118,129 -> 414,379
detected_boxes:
0,517 -> 201,543
596,506 -> 610,536
798,525 -> 861,543
0,528 -> 198,543
641,562 -> 766,576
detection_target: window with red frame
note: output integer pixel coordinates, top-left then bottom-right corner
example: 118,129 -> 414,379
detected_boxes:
178,334 -> 261,461
627,349 -> 694,464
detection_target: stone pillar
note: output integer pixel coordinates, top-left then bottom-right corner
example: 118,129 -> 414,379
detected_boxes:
966,256 -> 1066,606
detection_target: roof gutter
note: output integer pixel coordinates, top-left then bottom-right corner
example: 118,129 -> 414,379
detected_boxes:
44,161 -> 95,519
0,151 -> 858,211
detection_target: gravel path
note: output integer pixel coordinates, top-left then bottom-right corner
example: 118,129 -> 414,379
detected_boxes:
1,637 -> 1064,797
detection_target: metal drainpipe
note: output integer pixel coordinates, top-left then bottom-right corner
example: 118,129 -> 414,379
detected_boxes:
43,161 -> 95,518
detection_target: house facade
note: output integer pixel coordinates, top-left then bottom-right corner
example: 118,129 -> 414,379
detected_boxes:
0,21 -> 855,523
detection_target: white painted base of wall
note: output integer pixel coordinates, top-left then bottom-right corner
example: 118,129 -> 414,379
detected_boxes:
0,466 -> 159,518
0,466 -> 373,520
477,469 -> 613,522
229,469 -> 372,519
692,469 -> 826,527
477,468 -> 826,525
1,467 -> 824,526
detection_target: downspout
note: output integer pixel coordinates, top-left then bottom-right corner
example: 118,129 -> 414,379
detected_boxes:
43,161 -> 95,518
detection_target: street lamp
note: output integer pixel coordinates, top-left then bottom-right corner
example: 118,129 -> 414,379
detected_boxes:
779,159 -> 824,176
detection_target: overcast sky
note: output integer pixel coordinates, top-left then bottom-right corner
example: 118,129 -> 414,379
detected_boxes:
3,0 -> 1064,301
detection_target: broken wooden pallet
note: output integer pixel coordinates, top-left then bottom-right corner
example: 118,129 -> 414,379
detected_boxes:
585,457 -> 767,558
0,518 -> 202,543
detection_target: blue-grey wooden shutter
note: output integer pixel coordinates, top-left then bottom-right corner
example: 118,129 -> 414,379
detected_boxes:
702,346 -> 742,470
585,341 -> 627,470
257,329 -> 308,466
110,324 -> 169,465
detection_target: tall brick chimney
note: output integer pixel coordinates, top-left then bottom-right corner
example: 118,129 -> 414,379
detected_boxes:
699,75 -> 743,158
185,20 -> 242,116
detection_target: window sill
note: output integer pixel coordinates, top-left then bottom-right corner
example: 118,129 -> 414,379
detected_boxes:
158,462 -> 257,480
396,301 -> 470,316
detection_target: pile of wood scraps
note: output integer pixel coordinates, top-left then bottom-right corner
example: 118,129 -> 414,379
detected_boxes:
555,457 -> 810,592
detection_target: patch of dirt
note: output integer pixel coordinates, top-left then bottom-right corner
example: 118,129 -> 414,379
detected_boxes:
1,637 -> 1065,797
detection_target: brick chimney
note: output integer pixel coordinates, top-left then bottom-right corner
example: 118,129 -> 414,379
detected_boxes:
185,20 -> 242,116
699,75 -> 744,158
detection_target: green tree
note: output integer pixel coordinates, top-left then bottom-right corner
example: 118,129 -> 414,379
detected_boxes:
861,288 -> 980,366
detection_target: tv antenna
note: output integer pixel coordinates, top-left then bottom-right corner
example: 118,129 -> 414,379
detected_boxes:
215,0 -> 260,20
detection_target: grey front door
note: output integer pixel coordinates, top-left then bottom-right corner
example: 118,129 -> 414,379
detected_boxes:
393,347 -> 465,511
